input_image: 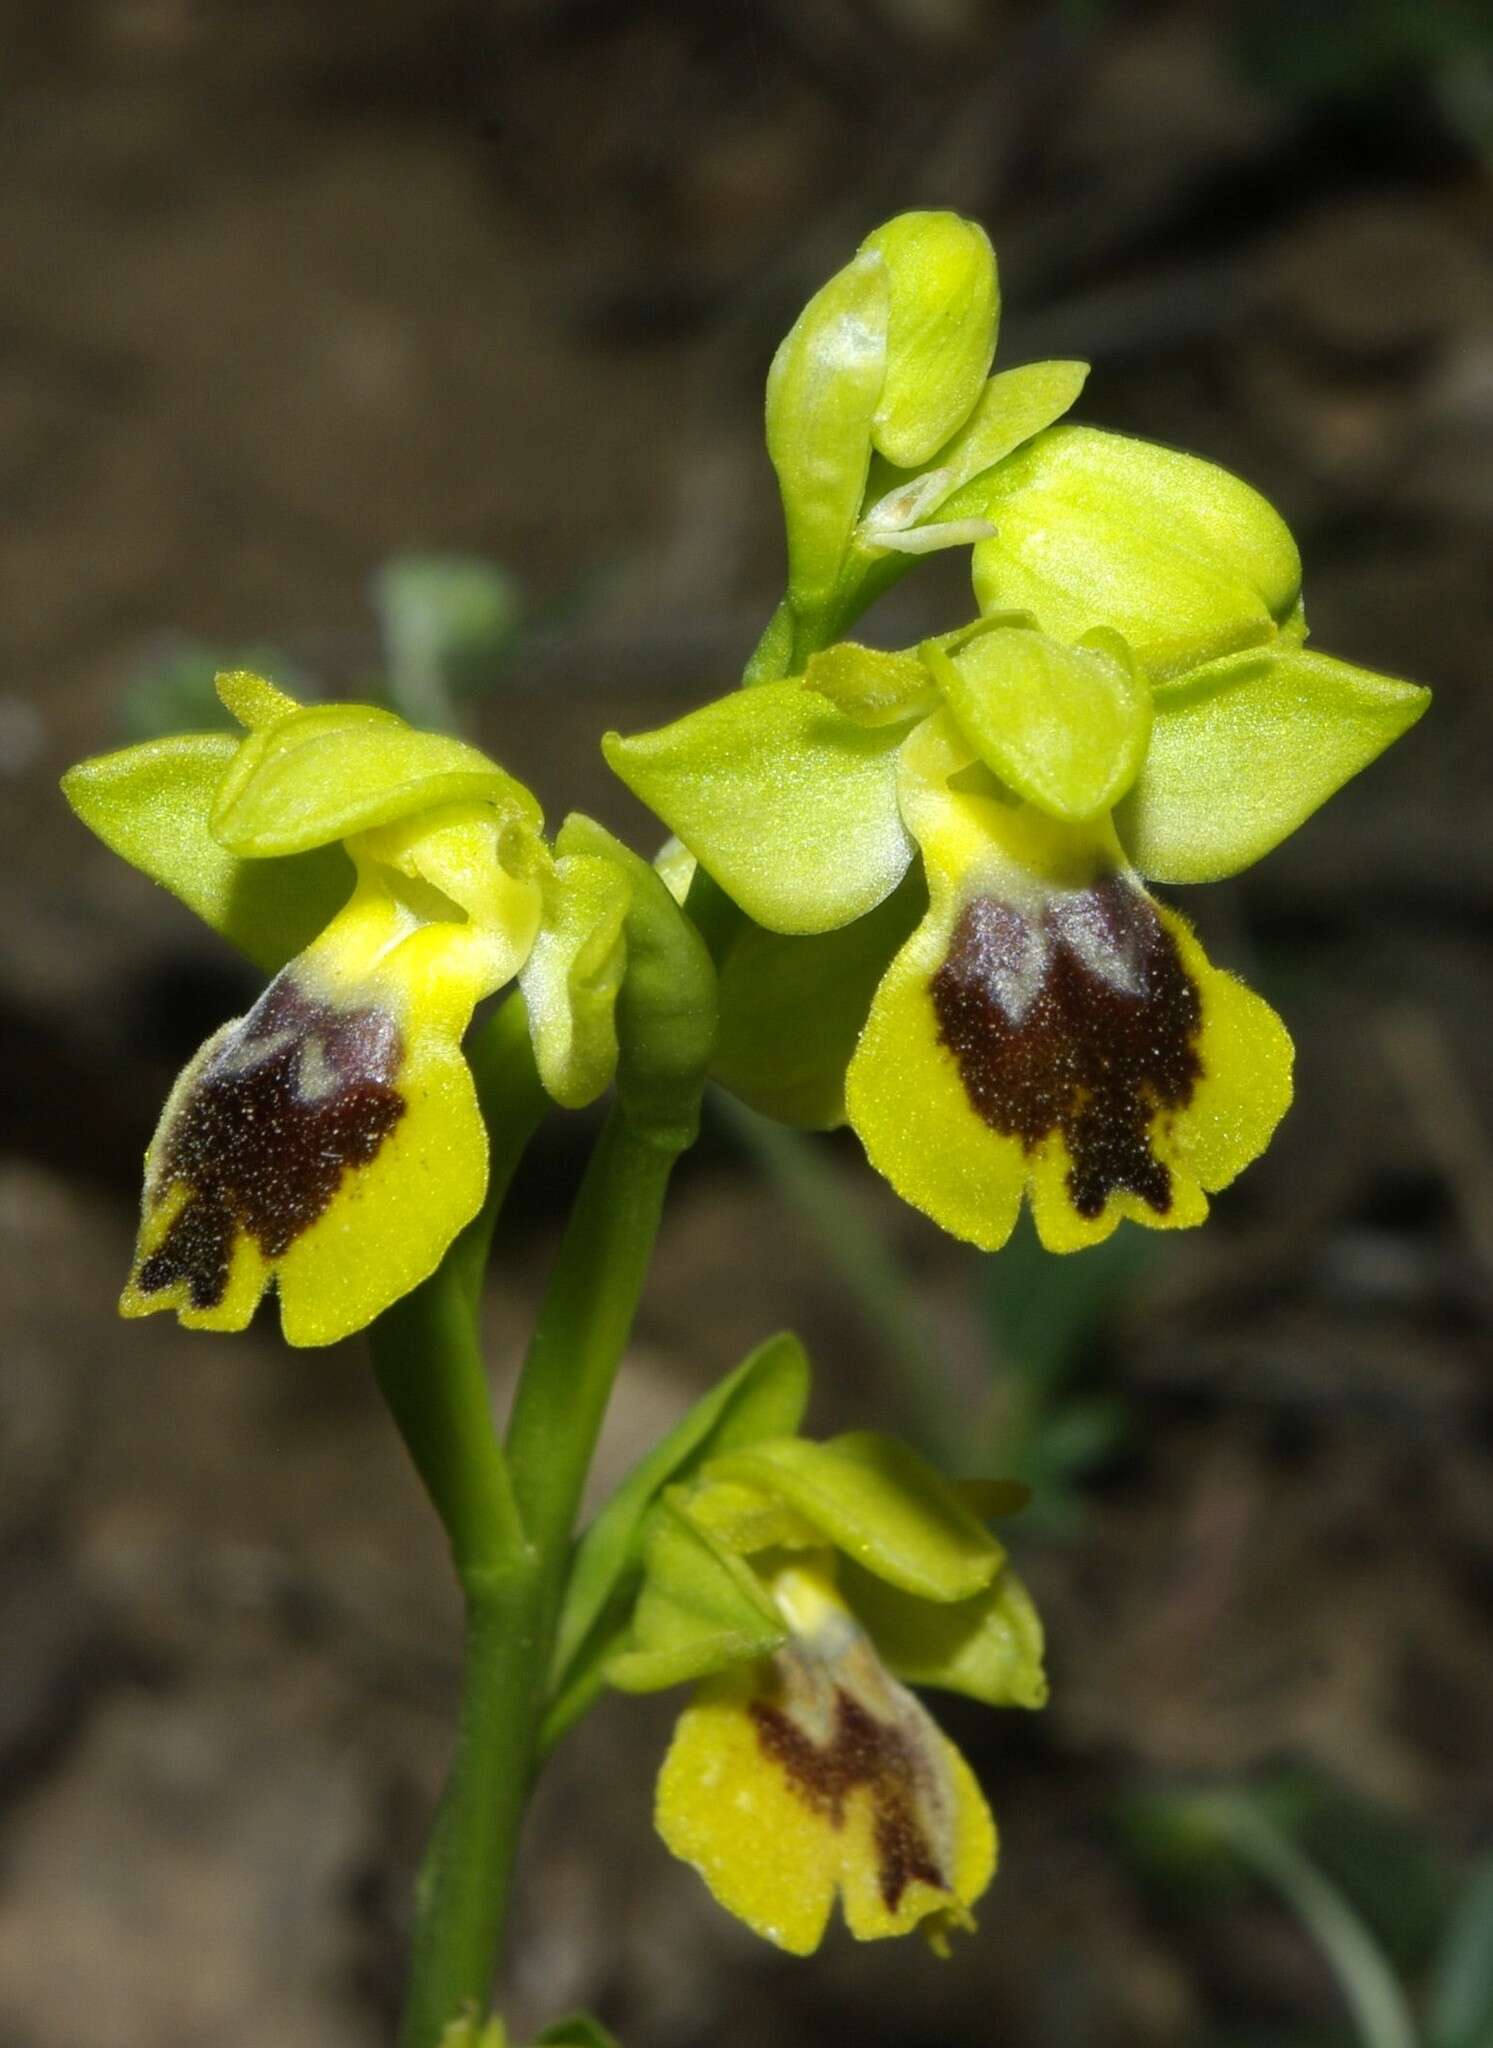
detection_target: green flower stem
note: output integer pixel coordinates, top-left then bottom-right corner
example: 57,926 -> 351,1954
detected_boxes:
371,993 -> 546,1577
371,1258 -> 527,1577
369,993 -> 549,2047
396,1568 -> 545,2048
1205,1799 -> 1420,2048
379,1087 -> 697,2048
506,1102 -> 697,1563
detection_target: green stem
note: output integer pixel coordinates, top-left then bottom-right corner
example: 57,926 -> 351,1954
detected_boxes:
378,1091 -> 694,2046
1208,1800 -> 1420,2048
369,994 -> 548,2047
372,1257 -> 526,1575
396,1570 -> 545,2048
371,994 -> 546,1574
507,1104 -> 694,1561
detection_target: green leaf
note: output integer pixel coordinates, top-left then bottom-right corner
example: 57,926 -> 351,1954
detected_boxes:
765,248 -> 889,613
603,1493 -> 787,1694
981,1207 -> 1150,1390
860,211 -> 998,468
534,2017 -> 622,2048
211,702 -> 542,857
1429,1854 -> 1493,2048
551,1332 -> 810,1693
842,1557 -> 1047,1709
374,554 -> 522,725
61,733 -> 353,973
971,425 -> 1302,680
439,2017 -> 507,2048
603,683 -> 915,937
711,872 -> 925,1129
929,624 -> 1152,823
703,1433 -> 1004,1602
553,815 -> 717,1133
1115,645 -> 1431,883
871,359 -> 1090,529
518,852 -> 630,1110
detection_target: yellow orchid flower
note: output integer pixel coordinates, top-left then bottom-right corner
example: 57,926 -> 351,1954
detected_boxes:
842,704 -> 1294,1251
607,516 -> 1427,1255
657,1558 -> 997,1955
600,1428 -> 1044,1953
64,674 -> 630,1345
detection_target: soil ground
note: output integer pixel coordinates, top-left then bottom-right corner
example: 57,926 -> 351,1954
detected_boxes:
1,6 -> 1490,2045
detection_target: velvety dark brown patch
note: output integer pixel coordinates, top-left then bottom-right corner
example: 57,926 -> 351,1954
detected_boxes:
750,1689 -> 945,1910
931,875 -> 1202,1218
137,976 -> 405,1310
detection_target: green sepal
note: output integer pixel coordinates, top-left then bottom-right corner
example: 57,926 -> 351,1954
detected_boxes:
865,359 -> 1090,537
551,1332 -> 810,1695
1115,645 -> 1431,883
553,815 -> 716,1135
929,624 -> 1151,823
859,211 -> 998,468
971,425 -> 1302,680
802,642 -> 938,727
518,852 -> 630,1110
841,1557 -> 1047,1710
534,2017 -> 623,2048
61,733 -> 352,973
711,871 -> 926,1130
211,702 -> 542,857
603,683 -> 914,937
603,1492 -> 787,1694
700,1433 -> 1004,1602
765,248 -> 889,615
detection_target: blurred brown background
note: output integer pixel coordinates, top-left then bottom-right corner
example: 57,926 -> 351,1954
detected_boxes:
2,3 -> 1490,2044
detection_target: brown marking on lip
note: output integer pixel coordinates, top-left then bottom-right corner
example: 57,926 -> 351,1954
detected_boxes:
136,975 -> 405,1311
750,1687 -> 946,1910
930,875 -> 1202,1218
